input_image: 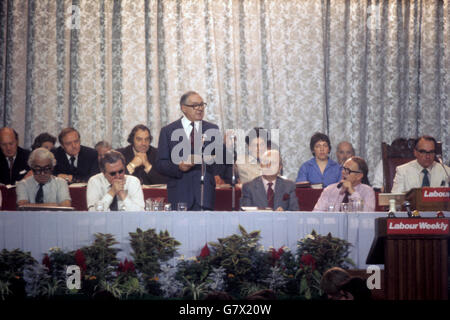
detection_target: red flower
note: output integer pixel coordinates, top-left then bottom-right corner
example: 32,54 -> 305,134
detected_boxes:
42,254 -> 51,270
270,247 -> 285,265
199,243 -> 210,258
74,249 -> 87,272
283,193 -> 290,201
118,258 -> 135,273
300,254 -> 316,271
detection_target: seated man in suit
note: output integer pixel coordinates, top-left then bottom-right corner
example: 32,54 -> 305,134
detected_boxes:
391,135 -> 449,193
86,150 -> 144,211
240,149 -> 299,211
53,128 -> 100,183
313,156 -> 375,212
155,91 -> 225,211
0,127 -> 30,185
117,124 -> 167,185
94,140 -> 112,162
16,148 -> 71,208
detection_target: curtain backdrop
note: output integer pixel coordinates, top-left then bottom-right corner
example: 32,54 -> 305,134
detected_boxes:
1,0 -> 448,181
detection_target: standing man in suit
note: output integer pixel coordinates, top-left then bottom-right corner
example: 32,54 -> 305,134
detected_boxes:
240,149 -> 299,211
155,91 -> 223,210
53,128 -> 100,183
117,124 -> 167,185
391,135 -> 449,193
0,127 -> 30,185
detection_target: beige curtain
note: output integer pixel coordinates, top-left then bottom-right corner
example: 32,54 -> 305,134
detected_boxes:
1,0 -> 448,181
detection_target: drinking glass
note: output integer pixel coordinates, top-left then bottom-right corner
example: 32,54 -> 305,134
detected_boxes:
340,202 -> 349,213
177,202 -> 188,211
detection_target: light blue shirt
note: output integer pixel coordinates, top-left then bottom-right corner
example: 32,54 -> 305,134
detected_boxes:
16,175 -> 71,204
296,157 -> 342,187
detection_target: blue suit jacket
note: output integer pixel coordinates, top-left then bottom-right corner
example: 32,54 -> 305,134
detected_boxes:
155,118 -> 220,210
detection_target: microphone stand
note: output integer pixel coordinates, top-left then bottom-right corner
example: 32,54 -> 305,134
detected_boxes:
231,136 -> 236,211
200,134 -> 205,211
436,155 -> 449,186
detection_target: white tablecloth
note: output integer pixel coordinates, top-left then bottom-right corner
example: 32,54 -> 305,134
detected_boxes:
0,211 -> 442,269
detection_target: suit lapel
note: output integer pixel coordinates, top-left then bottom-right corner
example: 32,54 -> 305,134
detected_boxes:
255,177 -> 268,207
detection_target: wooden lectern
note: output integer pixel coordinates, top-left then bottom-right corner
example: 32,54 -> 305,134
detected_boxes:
367,217 -> 450,300
406,187 -> 449,211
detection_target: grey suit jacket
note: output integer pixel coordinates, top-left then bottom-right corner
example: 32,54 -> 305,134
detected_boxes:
240,176 -> 300,211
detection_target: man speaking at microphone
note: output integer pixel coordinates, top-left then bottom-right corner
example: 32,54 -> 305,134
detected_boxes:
313,156 -> 375,212
391,135 -> 449,193
155,91 -> 224,211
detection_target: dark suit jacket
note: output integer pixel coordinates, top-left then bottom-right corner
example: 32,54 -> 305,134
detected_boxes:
117,145 -> 168,185
155,118 -> 224,210
53,145 -> 100,183
240,176 -> 300,211
0,147 -> 31,185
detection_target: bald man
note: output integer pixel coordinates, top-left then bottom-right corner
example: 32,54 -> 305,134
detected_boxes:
0,127 -> 31,185
336,141 -> 355,166
240,150 -> 299,211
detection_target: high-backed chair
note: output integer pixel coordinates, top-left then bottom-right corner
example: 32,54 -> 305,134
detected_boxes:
381,138 -> 442,193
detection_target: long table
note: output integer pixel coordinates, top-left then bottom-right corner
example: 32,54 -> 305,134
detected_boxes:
1,185 -> 383,211
0,211 -> 441,270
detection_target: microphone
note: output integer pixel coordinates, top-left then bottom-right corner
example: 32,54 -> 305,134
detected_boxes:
436,155 -> 450,185
337,182 -> 343,189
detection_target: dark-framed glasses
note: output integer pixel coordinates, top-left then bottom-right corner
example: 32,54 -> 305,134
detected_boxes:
415,149 -> 436,155
341,166 -> 362,175
107,169 -> 124,177
32,166 -> 53,175
183,102 -> 207,109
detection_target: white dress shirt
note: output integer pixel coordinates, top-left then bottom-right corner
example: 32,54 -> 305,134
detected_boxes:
391,159 -> 449,193
86,173 -> 145,211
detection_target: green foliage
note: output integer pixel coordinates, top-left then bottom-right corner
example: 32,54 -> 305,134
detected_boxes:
129,228 -> 180,280
0,249 -> 37,280
209,225 -> 261,281
296,230 -> 355,274
79,233 -> 120,281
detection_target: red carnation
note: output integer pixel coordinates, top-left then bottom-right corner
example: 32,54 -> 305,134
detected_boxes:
270,247 -> 284,261
42,254 -> 51,270
300,254 -> 316,271
199,243 -> 210,258
74,249 -> 87,272
118,258 -> 135,273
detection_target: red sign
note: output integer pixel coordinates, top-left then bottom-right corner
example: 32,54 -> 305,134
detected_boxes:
421,187 -> 450,202
387,218 -> 450,235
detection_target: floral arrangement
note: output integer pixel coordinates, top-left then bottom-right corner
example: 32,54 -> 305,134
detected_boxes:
0,227 -> 354,300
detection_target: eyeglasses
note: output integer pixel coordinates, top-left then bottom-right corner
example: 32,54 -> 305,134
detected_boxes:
183,102 -> 207,109
415,149 -> 436,155
107,169 -> 124,177
341,166 -> 361,175
32,166 -> 52,175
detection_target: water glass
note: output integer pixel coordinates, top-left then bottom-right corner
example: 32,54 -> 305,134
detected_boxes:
95,201 -> 104,211
351,199 -> 364,212
153,199 -> 164,211
177,202 -> 188,211
145,198 -> 153,211
327,204 -> 336,212
340,202 -> 349,213
164,203 -> 172,211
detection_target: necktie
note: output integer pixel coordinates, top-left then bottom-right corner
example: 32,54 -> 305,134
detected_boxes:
267,182 -> 274,209
190,122 -> 196,154
70,156 -> 76,173
422,169 -> 430,187
35,183 -> 45,203
110,196 -> 118,211
8,157 -> 14,180
342,191 -> 350,203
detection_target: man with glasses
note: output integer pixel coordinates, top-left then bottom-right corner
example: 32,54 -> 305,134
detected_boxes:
313,156 -> 375,212
156,91 -> 223,210
87,150 -> 144,211
16,148 -> 71,207
391,135 -> 449,193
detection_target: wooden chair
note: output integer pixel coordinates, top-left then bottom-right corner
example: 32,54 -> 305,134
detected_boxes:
381,138 -> 442,193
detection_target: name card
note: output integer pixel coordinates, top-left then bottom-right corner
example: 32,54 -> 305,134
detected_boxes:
421,187 -> 450,202
387,218 -> 450,235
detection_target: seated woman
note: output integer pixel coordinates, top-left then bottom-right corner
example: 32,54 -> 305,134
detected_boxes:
16,148 -> 71,208
296,132 -> 341,187
313,156 -> 375,212
31,132 -> 56,151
